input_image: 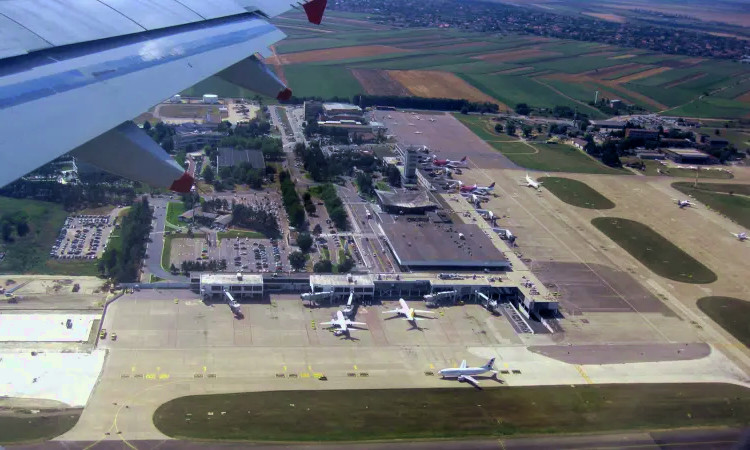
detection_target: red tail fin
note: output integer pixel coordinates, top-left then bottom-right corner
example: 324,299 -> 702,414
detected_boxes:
460,156 -> 467,162
303,0 -> 328,24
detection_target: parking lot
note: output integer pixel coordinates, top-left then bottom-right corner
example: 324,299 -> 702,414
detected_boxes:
50,214 -> 116,260
170,236 -> 289,273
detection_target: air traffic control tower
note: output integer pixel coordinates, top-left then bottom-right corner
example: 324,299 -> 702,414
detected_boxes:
401,148 -> 418,185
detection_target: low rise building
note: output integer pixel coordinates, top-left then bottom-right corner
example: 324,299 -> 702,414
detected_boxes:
663,148 -> 713,164
625,128 -> 660,140
173,123 -> 225,150
572,138 -> 588,150
216,147 -> 265,170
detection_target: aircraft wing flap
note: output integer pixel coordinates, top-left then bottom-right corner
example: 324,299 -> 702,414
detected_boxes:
462,375 -> 479,387
0,16 -> 286,191
0,14 -> 53,59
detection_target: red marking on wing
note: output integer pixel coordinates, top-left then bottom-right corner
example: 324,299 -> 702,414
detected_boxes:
303,0 -> 327,25
169,172 -> 194,193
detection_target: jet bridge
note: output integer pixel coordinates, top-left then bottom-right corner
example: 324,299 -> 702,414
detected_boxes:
475,291 -> 499,315
300,290 -> 333,307
423,290 -> 457,307
224,289 -> 243,319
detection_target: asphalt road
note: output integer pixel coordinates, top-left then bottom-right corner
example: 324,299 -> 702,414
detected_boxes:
143,197 -> 186,282
9,428 -> 750,449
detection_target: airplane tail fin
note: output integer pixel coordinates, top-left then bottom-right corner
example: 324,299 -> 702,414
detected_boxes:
461,156 -> 467,162
488,182 -> 495,188
484,358 -> 496,370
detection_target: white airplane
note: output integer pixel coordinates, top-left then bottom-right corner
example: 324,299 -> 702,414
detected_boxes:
383,298 -> 435,323
673,199 -> 695,208
522,173 -> 542,190
0,0 -> 328,193
321,310 -> 367,336
438,358 -> 497,388
475,182 -> 496,194
732,232 -> 748,241
429,118 -> 436,122
415,131 -> 423,134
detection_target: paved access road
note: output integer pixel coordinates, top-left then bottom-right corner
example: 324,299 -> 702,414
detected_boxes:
9,427 -> 749,449
143,197 -> 186,282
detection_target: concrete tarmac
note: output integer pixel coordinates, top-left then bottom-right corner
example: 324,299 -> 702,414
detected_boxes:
9,427 -> 749,449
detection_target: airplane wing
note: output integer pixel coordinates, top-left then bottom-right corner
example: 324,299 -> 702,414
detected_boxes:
461,375 -> 481,389
0,0 -> 327,192
460,360 -> 467,369
320,320 -> 337,326
406,317 -> 425,321
383,309 -> 402,314
349,321 -> 367,326
413,309 -> 435,314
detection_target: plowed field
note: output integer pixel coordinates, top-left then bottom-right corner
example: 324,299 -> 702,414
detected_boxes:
611,67 -> 672,83
387,70 -> 509,110
474,48 -> 561,63
267,46 -> 408,65
350,69 -> 412,96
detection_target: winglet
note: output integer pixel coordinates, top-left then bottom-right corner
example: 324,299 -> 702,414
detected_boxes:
303,0 -> 327,25
169,172 -> 194,193
277,88 -> 292,101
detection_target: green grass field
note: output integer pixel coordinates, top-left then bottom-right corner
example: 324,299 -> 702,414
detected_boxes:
283,65 -> 363,98
0,197 -> 98,275
455,115 -> 627,174
592,217 -> 717,284
0,411 -> 81,444
539,177 -> 616,209
671,182 -> 750,229
697,296 -> 750,348
459,74 -> 588,111
664,97 -> 750,119
166,201 -> 186,228
153,384 -> 750,442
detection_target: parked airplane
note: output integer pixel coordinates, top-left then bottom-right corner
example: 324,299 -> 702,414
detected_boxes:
732,232 -> 748,241
383,298 -> 435,323
0,0 -> 328,192
460,183 -> 478,193
433,156 -> 468,168
429,118 -> 436,122
475,182 -> 496,194
321,310 -> 367,336
673,199 -> 695,208
415,131 -> 423,134
438,358 -> 497,388
521,173 -> 542,190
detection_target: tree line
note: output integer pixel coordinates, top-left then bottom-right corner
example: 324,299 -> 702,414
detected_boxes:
0,175 -> 138,211
310,184 -> 349,230
98,198 -> 153,282
231,203 -> 281,238
279,170 -> 306,229
0,212 -> 29,243
174,259 -> 227,275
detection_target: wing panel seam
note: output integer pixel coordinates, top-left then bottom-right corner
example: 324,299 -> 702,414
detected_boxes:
0,11 -> 54,48
94,0 -> 147,32
171,0 -> 207,20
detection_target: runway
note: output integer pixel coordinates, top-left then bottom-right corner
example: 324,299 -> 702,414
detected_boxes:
9,427 -> 749,449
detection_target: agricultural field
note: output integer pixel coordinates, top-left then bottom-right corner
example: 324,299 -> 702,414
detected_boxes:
177,12 -> 750,120
283,65 -> 364,99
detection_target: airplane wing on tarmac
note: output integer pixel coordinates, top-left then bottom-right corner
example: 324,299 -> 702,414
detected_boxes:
0,0 -> 327,192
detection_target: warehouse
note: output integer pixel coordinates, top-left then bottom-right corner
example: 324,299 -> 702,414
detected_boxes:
663,148 -> 713,164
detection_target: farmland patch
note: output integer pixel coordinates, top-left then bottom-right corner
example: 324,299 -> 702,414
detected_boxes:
662,73 -> 707,89
350,69 -> 412,96
610,67 -> 671,83
387,70 -> 505,108
283,65 -> 364,98
474,48 -> 562,63
269,45 -> 408,65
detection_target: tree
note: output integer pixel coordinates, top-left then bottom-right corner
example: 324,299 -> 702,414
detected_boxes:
289,251 -> 306,271
337,257 -> 355,273
304,202 -> 317,215
494,123 -> 503,134
460,106 -> 469,115
313,224 -> 323,236
536,124 -> 543,133
297,233 -> 313,252
169,263 -> 178,274
313,259 -> 333,273
515,103 -> 531,115
522,126 -> 532,138
715,129 -> 721,136
202,165 -> 215,184
506,123 -> 517,137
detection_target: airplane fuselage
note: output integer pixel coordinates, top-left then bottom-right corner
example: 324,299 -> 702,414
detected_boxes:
438,367 -> 493,378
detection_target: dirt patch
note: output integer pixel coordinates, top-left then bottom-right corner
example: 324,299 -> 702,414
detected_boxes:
609,54 -> 637,60
474,47 -> 561,63
662,72 -> 707,89
581,51 -> 617,58
267,45 -> 408,65
350,69 -> 412,96
387,70 -> 509,110
583,12 -> 627,23
610,66 -> 671,83
737,90 -> 750,103
493,66 -> 535,75
397,38 -> 469,49
580,63 -> 645,78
